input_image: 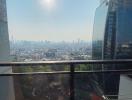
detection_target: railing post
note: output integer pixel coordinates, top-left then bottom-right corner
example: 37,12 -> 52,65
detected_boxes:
70,64 -> 75,100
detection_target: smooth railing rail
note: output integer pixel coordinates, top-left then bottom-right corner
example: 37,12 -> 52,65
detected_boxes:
1,59 -> 132,66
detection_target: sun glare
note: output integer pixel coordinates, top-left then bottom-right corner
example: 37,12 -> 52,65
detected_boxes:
40,0 -> 56,11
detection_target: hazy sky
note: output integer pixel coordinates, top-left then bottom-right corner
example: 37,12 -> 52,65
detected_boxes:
6,0 -> 99,42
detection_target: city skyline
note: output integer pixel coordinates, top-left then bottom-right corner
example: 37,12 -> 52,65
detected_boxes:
6,0 -> 99,42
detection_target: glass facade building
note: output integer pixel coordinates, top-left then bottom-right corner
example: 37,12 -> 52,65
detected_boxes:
0,0 -> 10,61
92,0 -> 132,98
0,0 -> 15,100
93,0 -> 132,60
92,0 -> 109,60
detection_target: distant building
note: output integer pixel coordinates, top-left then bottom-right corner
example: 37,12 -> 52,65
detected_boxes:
0,0 -> 15,99
45,49 -> 57,58
92,0 -> 132,99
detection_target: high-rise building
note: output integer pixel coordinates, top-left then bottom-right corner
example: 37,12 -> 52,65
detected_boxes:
93,0 -> 132,60
92,0 -> 132,98
0,0 -> 10,61
0,0 -> 15,99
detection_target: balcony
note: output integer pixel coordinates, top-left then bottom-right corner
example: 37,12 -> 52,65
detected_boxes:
0,60 -> 132,100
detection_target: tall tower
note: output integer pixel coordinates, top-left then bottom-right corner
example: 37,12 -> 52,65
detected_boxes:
0,0 -> 10,61
0,0 -> 15,99
92,0 -> 132,99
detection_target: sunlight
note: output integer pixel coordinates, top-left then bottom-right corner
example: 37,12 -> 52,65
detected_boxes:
40,0 -> 56,11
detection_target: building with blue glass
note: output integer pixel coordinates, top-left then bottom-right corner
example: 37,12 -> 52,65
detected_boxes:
93,0 -> 132,60
92,0 -> 132,98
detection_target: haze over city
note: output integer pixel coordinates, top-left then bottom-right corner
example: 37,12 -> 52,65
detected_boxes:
1,0 -> 132,100
6,0 -> 99,42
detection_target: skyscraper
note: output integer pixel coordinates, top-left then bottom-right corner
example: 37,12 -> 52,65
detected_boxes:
0,0 -> 10,61
93,0 -> 132,60
0,0 -> 15,99
92,0 -> 132,98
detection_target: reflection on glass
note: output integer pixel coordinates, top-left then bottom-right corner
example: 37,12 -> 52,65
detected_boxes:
92,0 -> 109,60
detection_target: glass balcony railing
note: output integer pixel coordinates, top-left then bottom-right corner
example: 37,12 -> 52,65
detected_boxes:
0,60 -> 132,100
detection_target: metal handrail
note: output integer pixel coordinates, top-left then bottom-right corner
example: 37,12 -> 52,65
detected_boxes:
0,70 -> 132,76
0,60 -> 132,100
0,59 -> 132,66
